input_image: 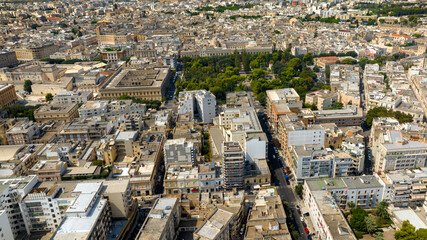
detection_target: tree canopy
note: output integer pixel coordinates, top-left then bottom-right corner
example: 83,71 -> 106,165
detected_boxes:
366,107 -> 413,127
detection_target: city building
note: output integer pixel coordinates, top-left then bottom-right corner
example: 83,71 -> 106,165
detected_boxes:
15,43 -> 59,61
164,138 -> 196,166
0,175 -> 38,239
6,120 -> 40,145
102,180 -> 133,219
304,179 -> 357,240
222,141 -> 245,190
0,210 -> 13,240
305,176 -> 384,211
0,50 -> 18,67
53,91 -> 93,104
375,168 -> 427,208
373,130 -> 427,172
34,103 -> 79,123
266,88 -> 302,131
193,208 -> 234,240
313,106 -> 363,126
245,188 -> 291,240
78,101 -> 109,118
20,183 -> 75,233
136,198 -> 180,240
0,144 -> 44,176
59,119 -> 113,141
164,165 -> 199,194
290,144 -> 361,183
99,67 -> 171,101
178,90 -> 216,123
52,182 -> 112,240
0,84 -> 17,107
306,90 -> 339,110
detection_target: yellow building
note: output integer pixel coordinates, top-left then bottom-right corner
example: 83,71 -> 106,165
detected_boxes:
98,139 -> 117,165
99,67 -> 171,101
15,43 -> 59,61
34,103 -> 79,123
0,84 -> 17,108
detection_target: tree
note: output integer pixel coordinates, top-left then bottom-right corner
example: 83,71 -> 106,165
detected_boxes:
330,101 -> 344,110
395,220 -> 417,240
30,23 -> 39,29
294,184 -> 303,197
366,107 -> 413,127
373,231 -> 383,240
325,65 -> 331,79
303,52 -> 313,65
347,202 -> 356,209
349,207 -> 368,232
342,58 -> 358,64
376,201 -> 388,218
45,93 -> 53,102
366,216 -> 376,234
24,80 -> 32,93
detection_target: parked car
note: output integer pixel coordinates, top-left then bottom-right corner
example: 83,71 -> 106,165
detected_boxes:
304,227 -> 310,234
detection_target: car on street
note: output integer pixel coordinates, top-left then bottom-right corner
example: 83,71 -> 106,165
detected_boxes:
304,227 -> 310,234
300,216 -> 304,222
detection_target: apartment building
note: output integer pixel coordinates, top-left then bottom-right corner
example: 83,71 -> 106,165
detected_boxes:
0,144 -> 44,176
53,91 -> 93,104
6,120 -> 40,145
218,107 -> 267,156
164,165 -> 199,194
193,208 -> 234,240
99,67 -> 170,101
304,180 -> 357,240
15,43 -> 59,61
0,50 -> 18,67
34,103 -> 79,123
31,161 -> 66,181
198,160 -> 223,193
0,84 -> 17,107
178,90 -> 216,123
59,119 -> 113,141
136,198 -> 180,240
266,88 -> 302,131
52,182 -> 112,240
313,106 -> 363,126
373,130 -> 427,172
0,211 -> 13,240
376,169 -> 427,208
245,188 -> 291,240
164,138 -> 196,166
0,175 -> 38,239
19,183 -> 75,233
102,180 -> 133,219
222,141 -> 245,190
78,101 -> 109,118
290,144 -> 361,183
306,90 -> 339,110
129,132 -> 165,196
115,131 -> 138,157
279,120 -> 325,148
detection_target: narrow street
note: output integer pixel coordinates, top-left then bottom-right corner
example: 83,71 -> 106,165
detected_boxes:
257,111 -> 309,240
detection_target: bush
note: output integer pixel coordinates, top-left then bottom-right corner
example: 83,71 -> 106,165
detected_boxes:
355,231 -> 364,239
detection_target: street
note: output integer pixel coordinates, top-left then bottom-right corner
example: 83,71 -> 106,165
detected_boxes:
257,111 -> 309,240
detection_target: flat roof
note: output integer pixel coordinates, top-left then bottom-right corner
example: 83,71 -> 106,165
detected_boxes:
195,208 -> 234,240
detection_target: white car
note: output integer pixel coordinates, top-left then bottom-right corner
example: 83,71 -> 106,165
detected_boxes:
300,217 -> 304,222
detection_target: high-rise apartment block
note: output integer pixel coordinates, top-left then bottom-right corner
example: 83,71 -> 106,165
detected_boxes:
222,141 -> 245,190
